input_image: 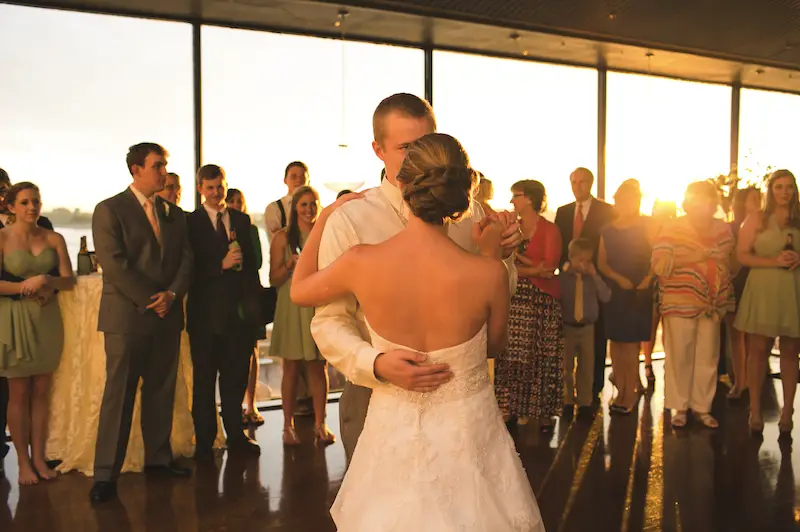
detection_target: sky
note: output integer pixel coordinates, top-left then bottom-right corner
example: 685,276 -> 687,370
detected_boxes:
2,3 -> 800,219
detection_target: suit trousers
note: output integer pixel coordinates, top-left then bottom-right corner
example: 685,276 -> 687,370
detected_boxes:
189,329 -> 252,451
663,315 -> 720,413
339,381 -> 372,463
592,308 -> 609,398
94,330 -> 181,481
563,324 -> 596,407
0,377 -> 7,459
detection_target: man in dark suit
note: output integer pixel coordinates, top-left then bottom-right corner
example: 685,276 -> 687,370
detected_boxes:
555,167 -> 616,401
0,168 -> 54,477
187,164 -> 261,459
89,143 -> 193,503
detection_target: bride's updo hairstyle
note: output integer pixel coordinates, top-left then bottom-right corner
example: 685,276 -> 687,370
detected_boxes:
395,133 -> 477,225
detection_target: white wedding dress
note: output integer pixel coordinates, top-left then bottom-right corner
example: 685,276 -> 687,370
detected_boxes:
331,322 -> 545,532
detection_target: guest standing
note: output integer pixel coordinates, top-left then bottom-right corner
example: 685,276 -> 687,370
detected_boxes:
187,165 -> 261,458
555,167 -> 615,401
734,170 -> 800,435
0,182 -> 75,485
90,143 -> 194,503
726,186 -> 761,400
269,186 -> 335,446
475,174 -> 495,215
0,169 -> 55,478
158,172 -> 182,205
226,188 -> 267,426
598,179 -> 654,414
652,181 -> 734,429
496,179 -> 563,430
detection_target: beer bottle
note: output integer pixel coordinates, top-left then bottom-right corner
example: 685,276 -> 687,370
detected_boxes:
229,228 -> 243,272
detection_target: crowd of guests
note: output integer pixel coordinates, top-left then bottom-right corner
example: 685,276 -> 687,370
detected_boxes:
492,166 -> 799,437
0,94 -> 798,509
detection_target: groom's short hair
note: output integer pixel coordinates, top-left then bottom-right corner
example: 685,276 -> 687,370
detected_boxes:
373,93 -> 436,145
126,143 -> 168,175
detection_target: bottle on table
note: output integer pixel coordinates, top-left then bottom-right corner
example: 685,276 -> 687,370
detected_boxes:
229,228 -> 243,272
77,235 -> 92,276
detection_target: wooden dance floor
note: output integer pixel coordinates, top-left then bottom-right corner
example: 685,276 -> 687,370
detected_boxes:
2,360 -> 799,532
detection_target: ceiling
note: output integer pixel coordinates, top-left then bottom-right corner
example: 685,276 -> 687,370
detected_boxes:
10,0 -> 800,93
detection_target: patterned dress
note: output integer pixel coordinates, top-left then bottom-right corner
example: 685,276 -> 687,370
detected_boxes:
495,219 -> 565,419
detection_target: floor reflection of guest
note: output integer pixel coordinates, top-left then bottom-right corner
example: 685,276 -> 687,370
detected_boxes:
188,165 -> 261,459
90,143 -> 194,504
226,188 -> 267,426
652,181 -> 734,430
0,183 -> 76,485
663,429 -> 715,532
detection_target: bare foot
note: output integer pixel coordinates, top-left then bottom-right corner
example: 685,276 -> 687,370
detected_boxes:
33,461 -> 58,481
18,462 -> 39,486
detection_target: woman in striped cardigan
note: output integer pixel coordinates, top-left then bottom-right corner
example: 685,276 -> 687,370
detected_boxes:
652,181 -> 735,429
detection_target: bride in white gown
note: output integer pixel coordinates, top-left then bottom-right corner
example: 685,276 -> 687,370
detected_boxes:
291,133 -> 545,532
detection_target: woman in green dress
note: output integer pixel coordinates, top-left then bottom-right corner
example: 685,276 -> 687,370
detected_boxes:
226,188 -> 267,426
0,183 -> 76,484
735,169 -> 800,437
269,185 -> 335,446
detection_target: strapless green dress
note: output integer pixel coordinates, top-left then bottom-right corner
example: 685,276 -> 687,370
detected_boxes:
735,220 -> 800,338
0,248 -> 64,378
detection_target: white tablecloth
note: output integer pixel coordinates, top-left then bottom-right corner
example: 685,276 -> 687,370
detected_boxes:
45,275 -> 224,476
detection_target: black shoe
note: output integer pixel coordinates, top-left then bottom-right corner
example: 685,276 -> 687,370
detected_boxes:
577,405 -> 596,419
89,481 -> 117,503
194,448 -> 215,462
227,435 -> 261,455
562,405 -> 575,420
143,461 -> 192,478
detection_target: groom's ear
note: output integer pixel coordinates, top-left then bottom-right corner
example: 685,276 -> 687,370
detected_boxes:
372,140 -> 385,162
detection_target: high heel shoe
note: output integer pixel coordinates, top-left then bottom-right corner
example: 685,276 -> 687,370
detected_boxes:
645,364 -> 655,385
314,424 -> 336,446
283,427 -> 301,446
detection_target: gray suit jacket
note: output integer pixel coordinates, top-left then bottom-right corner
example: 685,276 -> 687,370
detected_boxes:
92,188 -> 193,334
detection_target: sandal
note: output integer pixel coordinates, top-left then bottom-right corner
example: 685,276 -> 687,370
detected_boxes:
609,403 -> 632,415
779,408 -> 794,438
695,412 -> 718,429
727,386 -> 748,400
671,410 -> 688,428
748,415 -> 764,435
283,427 -> 301,446
314,424 -> 336,446
246,410 -> 265,426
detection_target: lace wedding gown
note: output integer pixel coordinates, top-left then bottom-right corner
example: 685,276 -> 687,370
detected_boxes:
331,323 -> 545,531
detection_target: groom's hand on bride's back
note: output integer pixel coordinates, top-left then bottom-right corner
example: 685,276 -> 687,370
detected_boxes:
374,350 -> 453,393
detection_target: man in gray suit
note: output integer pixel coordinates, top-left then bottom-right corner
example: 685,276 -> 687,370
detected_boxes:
89,143 -> 193,503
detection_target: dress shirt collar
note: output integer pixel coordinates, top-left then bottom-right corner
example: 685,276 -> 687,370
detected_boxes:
380,177 -> 408,222
576,197 -> 594,217
129,184 -> 154,206
203,202 -> 227,218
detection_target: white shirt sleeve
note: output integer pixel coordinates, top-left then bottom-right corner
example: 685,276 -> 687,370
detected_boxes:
264,201 -> 281,244
309,209 -> 383,388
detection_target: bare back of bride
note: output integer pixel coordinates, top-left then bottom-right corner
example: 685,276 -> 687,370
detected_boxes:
292,133 -> 545,532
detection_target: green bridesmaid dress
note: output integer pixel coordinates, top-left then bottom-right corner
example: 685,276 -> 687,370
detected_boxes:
735,219 -> 800,338
0,248 -> 64,378
269,233 -> 320,361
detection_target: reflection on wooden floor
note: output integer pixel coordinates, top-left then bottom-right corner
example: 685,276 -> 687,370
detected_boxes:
2,360 -> 800,532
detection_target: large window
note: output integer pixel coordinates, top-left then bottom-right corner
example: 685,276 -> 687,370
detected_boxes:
202,27 -> 425,229
0,5 -> 194,259
606,73 -> 731,214
738,88 -> 800,183
433,51 -> 598,216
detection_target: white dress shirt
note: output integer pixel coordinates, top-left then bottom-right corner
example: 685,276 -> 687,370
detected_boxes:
576,197 -> 593,220
310,178 -> 518,389
129,185 -> 161,233
264,194 -> 291,244
203,203 -> 230,239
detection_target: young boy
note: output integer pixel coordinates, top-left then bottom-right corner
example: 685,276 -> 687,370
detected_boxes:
559,238 -> 611,414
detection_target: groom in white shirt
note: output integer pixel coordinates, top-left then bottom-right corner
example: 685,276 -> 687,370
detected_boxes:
310,93 -> 522,461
